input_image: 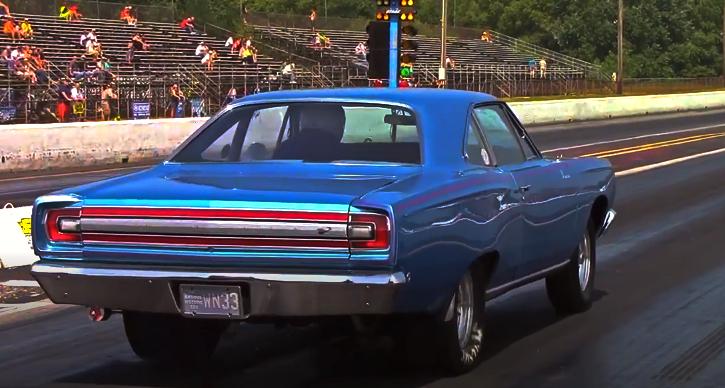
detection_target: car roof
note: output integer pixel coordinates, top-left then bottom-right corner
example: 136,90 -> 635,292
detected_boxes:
231,88 -> 501,168
237,87 -> 498,106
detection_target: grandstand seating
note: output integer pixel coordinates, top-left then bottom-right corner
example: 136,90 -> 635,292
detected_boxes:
0,13 -> 322,121
253,24 -> 583,84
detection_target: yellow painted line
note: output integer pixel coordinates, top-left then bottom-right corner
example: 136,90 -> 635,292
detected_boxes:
581,132 -> 725,158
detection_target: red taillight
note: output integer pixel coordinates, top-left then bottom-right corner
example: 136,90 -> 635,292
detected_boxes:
45,208 -> 81,242
348,213 -> 390,250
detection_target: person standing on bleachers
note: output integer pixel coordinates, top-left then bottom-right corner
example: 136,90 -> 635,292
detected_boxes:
539,59 -> 547,78
56,79 -> 73,123
309,7 -> 317,32
528,59 -> 536,77
168,84 -> 184,118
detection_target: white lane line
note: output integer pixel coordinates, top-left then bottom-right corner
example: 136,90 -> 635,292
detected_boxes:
0,280 -> 40,287
616,147 -> 725,177
542,124 -> 725,153
0,300 -> 53,317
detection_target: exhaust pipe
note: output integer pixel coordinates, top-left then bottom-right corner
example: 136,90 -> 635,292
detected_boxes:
88,306 -> 113,322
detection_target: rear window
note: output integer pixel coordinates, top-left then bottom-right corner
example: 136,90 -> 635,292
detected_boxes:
171,102 -> 421,165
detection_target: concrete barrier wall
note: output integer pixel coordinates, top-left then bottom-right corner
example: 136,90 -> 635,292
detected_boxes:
508,90 -> 725,125
1,90 -> 724,175
0,118 -> 207,174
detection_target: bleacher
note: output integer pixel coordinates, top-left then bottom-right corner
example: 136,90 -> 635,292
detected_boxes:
0,13 -> 318,121
253,24 -> 591,85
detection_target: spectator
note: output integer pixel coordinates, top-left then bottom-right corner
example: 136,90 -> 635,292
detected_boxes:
224,87 -> 236,105
168,83 -> 184,118
241,44 -> 256,65
355,42 -> 367,57
19,19 -> 32,40
528,58 -> 536,77
60,3 -> 81,22
241,4 -> 248,25
125,42 -> 136,64
56,79 -> 73,122
121,6 -> 137,26
100,83 -> 117,121
229,37 -> 243,55
481,31 -> 491,42
71,82 -> 85,121
68,55 -> 83,78
3,17 -> 18,42
282,61 -> 296,84
445,57 -> 455,68
202,49 -> 218,71
539,59 -> 547,77
80,29 -> 97,47
309,7 -> 316,31
131,33 -> 148,50
180,17 -> 196,34
195,41 -> 208,57
0,1 -> 10,17
87,41 -> 103,59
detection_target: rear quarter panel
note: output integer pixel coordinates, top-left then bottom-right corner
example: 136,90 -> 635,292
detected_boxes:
354,168 -> 522,314
565,157 -> 616,234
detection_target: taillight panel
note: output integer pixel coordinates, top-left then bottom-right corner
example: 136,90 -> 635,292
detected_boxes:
348,213 -> 391,250
45,208 -> 82,243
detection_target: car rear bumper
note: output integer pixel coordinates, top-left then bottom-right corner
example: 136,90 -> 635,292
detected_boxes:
31,262 -> 408,318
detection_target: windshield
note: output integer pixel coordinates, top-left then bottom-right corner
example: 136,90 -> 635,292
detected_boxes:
171,102 -> 421,165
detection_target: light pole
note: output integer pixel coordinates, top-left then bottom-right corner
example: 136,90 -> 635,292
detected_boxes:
439,0 -> 447,84
616,0 -> 623,94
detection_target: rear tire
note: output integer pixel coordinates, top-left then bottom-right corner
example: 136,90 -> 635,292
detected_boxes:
394,266 -> 486,376
123,312 -> 229,366
545,218 -> 596,314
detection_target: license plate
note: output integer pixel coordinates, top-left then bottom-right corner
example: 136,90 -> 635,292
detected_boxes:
179,284 -> 242,318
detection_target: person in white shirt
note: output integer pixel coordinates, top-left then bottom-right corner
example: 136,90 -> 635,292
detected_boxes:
195,42 -> 207,57
80,29 -> 96,46
355,42 -> 367,57
539,59 -> 547,77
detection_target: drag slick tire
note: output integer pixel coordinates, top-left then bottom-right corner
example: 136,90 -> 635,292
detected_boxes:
545,218 -> 596,315
123,312 -> 228,366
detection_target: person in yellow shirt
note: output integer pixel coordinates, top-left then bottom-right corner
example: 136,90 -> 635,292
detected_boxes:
20,19 -> 32,39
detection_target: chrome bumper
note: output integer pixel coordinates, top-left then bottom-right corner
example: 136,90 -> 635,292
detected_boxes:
31,262 -> 408,318
597,209 -> 616,239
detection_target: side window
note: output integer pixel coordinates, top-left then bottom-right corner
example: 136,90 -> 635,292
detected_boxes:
465,120 -> 492,166
473,105 -> 526,166
503,107 -> 538,160
198,106 -> 287,162
240,106 -> 287,160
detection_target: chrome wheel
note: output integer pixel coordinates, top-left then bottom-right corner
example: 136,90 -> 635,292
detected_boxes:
455,272 -> 475,349
577,231 -> 591,291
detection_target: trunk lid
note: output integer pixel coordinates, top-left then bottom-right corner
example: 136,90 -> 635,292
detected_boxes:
56,163 -> 418,268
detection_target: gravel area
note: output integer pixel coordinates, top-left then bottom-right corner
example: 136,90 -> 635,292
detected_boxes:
0,285 -> 46,304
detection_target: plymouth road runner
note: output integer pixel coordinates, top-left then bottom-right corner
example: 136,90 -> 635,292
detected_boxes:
30,88 -> 616,375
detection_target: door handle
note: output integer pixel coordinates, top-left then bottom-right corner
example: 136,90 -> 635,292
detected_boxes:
519,185 -> 531,193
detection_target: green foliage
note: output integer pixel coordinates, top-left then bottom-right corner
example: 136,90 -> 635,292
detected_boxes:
139,0 -> 724,78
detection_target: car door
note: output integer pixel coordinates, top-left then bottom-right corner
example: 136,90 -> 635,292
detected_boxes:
472,103 -> 578,278
464,116 -> 524,289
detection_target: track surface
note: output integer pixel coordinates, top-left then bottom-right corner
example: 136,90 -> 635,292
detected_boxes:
3,109 -> 725,388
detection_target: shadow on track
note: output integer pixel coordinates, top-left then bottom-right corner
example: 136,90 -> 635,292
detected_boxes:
53,287 -> 609,388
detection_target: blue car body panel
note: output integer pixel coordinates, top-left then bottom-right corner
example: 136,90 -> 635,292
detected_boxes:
32,88 -> 616,315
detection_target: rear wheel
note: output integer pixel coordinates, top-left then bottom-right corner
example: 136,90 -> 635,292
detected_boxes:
545,218 -> 596,314
123,312 -> 229,366
395,266 -> 487,376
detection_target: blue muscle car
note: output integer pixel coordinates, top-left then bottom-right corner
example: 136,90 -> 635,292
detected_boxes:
30,88 -> 615,375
